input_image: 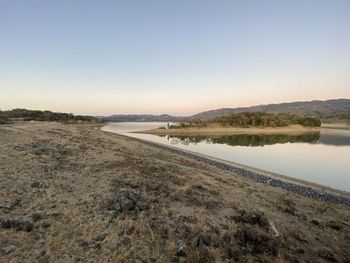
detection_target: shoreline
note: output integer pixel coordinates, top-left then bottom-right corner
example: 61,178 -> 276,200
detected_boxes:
106,130 -> 350,207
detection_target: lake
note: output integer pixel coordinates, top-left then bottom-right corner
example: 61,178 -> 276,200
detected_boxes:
102,122 -> 350,192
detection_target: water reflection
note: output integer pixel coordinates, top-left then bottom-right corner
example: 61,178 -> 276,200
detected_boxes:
161,132 -> 320,147
102,123 -> 350,191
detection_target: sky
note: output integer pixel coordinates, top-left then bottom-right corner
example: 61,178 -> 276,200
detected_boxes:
0,0 -> 349,116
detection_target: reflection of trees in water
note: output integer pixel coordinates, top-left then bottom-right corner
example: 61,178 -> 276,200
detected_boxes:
165,132 -> 321,147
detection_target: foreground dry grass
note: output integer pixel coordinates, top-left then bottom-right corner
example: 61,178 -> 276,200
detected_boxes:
0,123 -> 349,262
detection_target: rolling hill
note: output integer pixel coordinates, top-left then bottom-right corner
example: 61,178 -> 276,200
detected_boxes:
102,114 -> 184,122
190,99 -> 350,120
100,99 -> 350,122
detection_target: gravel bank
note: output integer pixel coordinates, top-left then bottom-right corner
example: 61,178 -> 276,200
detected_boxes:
121,134 -> 350,208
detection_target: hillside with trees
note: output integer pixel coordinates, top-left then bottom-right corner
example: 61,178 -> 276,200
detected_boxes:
214,112 -> 321,127
170,112 -> 321,129
0,109 -> 101,124
191,99 -> 350,122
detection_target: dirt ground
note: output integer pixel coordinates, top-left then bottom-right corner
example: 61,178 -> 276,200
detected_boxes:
0,122 -> 349,262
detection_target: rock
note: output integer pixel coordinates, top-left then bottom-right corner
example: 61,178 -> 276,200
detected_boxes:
160,226 -> 169,239
31,212 -> 43,222
78,239 -> 94,249
41,222 -> 51,228
190,233 -> 211,259
0,244 -> 16,255
38,248 -> 47,256
226,247 -> 241,261
176,243 -> 188,257
119,196 -> 135,211
197,242 -> 208,259
38,255 -> 50,263
125,224 -> 135,235
318,248 -> 338,262
200,233 -> 211,246
107,186 -> 150,215
234,227 -> 278,256
326,221 -> 342,231
94,233 -> 107,242
311,219 -> 321,226
223,232 -> 231,242
175,224 -> 190,239
296,248 -> 305,254
0,204 -> 12,210
191,236 -> 200,248
0,218 -> 34,232
31,181 -> 44,188
233,210 -> 269,228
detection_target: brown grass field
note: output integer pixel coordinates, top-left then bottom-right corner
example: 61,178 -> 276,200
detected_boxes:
0,123 -> 349,262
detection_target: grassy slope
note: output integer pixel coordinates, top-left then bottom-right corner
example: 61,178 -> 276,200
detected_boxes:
0,123 -> 349,262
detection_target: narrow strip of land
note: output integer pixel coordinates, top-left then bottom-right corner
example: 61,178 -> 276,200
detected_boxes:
138,124 -> 320,136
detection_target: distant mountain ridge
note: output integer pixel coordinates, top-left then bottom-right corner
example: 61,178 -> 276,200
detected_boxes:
191,99 -> 350,120
101,99 -> 350,122
102,114 -> 184,122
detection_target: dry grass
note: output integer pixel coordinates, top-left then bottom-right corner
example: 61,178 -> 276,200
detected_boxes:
0,122 -> 349,262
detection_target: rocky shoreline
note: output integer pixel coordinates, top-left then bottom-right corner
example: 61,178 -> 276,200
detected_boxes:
120,134 -> 350,208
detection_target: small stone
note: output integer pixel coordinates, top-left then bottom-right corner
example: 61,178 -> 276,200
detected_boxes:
311,219 -> 320,226
0,204 -> 11,209
41,222 -> 51,228
125,224 -> 135,235
32,213 -> 43,222
200,233 -> 212,246
318,248 -> 337,262
176,243 -> 188,257
223,232 -> 231,242
198,242 -> 208,258
160,226 -> 169,239
326,221 -> 342,231
227,247 -> 241,260
39,255 -> 50,263
191,236 -> 199,248
0,218 -> 34,232
296,248 -> 305,254
119,197 -> 135,211
31,181 -> 44,188
94,233 -> 107,242
38,248 -> 47,256
0,244 -> 16,255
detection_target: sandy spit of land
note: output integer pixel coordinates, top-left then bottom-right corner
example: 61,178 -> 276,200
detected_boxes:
0,122 -> 349,262
137,124 -> 321,135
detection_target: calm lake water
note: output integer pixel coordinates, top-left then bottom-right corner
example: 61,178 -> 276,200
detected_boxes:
102,122 -> 350,192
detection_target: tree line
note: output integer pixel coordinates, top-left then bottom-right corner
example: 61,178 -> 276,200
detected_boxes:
170,112 -> 321,128
214,112 -> 321,127
0,109 -> 102,124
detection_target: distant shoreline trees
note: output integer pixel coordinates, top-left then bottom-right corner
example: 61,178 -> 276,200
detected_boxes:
0,109 -> 102,124
214,112 -> 321,127
170,112 -> 322,128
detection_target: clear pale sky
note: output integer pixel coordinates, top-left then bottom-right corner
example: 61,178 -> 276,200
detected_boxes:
1,0 -> 349,115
